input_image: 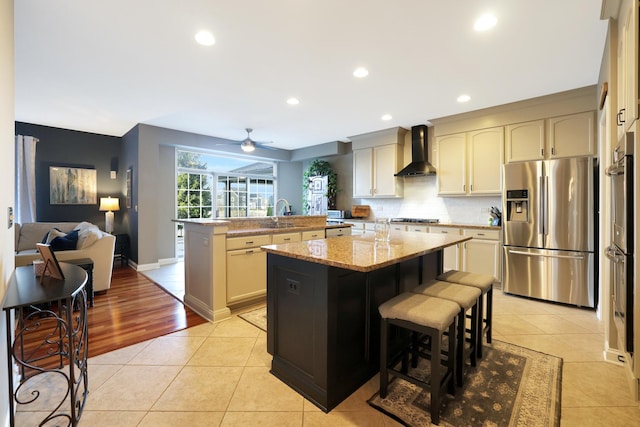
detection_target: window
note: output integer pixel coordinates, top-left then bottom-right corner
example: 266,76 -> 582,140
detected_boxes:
176,150 -> 275,220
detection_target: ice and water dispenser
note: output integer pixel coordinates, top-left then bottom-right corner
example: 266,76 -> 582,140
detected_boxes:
505,190 -> 529,222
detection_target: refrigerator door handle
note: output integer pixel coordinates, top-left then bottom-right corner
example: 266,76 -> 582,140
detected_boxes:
507,249 -> 585,261
544,175 -> 549,236
539,175 -> 546,236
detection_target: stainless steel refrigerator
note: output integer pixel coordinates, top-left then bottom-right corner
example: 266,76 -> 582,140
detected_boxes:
502,157 -> 595,307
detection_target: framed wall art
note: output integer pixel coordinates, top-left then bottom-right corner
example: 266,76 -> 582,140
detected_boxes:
126,167 -> 132,208
49,166 -> 97,205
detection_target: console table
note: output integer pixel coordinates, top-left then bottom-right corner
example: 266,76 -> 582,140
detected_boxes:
2,263 -> 88,426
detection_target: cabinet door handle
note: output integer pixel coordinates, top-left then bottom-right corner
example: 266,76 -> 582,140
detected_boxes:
618,109 -> 626,126
470,184 -> 473,191
477,233 -> 485,236
246,241 -> 254,245
441,230 -> 448,234
551,147 -> 555,156
284,238 -> 291,241
245,249 -> 254,254
541,148 -> 544,157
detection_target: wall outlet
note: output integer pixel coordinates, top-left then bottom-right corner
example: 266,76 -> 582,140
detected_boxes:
287,279 -> 300,295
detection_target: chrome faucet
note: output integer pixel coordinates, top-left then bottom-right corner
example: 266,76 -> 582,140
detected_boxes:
274,198 -> 291,217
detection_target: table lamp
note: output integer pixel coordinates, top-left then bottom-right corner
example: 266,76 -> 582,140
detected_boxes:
99,196 -> 120,233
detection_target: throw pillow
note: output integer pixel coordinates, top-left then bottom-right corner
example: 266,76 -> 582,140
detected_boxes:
42,228 -> 65,244
50,229 -> 79,251
75,222 -> 101,249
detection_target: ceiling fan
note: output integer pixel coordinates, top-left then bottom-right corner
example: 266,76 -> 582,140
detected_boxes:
239,128 -> 273,152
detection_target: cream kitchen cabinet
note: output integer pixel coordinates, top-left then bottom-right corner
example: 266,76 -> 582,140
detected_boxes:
506,112 -> 595,163
353,144 -> 403,198
505,120 -> 546,162
325,227 -> 352,238
461,229 -> 501,282
547,112 -> 596,158
616,0 -> 639,136
272,232 -> 301,244
429,226 -> 462,271
301,229 -> 324,241
406,224 -> 429,233
226,234 -> 271,305
436,127 -> 503,196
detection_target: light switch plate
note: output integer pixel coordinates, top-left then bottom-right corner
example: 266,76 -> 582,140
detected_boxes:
8,207 -> 13,228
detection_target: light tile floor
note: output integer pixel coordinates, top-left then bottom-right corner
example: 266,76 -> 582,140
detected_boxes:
17,275 -> 640,426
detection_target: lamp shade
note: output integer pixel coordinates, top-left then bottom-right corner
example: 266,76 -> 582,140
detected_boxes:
99,197 -> 120,212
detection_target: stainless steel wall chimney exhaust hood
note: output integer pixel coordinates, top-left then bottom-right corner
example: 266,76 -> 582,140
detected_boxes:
394,125 -> 436,177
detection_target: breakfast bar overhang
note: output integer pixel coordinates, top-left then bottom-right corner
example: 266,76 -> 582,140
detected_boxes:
262,232 -> 471,412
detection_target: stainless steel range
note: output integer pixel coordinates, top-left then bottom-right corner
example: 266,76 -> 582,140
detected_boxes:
606,132 -> 634,355
390,218 -> 440,224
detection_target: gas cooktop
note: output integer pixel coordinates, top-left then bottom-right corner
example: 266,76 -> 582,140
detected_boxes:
390,218 -> 440,224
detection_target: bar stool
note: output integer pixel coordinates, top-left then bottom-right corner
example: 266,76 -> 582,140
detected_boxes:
413,280 -> 481,387
379,292 -> 459,425
437,270 -> 494,359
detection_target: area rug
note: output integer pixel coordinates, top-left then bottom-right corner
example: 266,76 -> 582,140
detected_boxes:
368,340 -> 562,427
238,306 -> 267,331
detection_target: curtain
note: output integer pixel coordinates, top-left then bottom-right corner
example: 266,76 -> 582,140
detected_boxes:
15,135 -> 38,223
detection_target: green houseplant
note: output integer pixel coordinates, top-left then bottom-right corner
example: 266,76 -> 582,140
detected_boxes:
302,160 -> 338,214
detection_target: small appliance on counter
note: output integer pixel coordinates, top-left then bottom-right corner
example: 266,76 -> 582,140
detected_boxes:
351,205 -> 370,218
327,209 -> 351,224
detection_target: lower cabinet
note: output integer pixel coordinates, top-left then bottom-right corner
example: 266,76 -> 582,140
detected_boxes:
302,229 -> 325,241
226,247 -> 268,305
461,229 -> 501,282
429,226 -> 501,282
430,226 -> 462,272
326,227 -> 352,238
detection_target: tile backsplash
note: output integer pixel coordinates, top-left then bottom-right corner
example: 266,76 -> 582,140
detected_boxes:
353,175 -> 502,225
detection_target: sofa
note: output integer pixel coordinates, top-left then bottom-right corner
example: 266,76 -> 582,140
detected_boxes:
15,222 -> 116,293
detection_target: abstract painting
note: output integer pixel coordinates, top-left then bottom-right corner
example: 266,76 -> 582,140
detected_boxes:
49,166 -> 97,205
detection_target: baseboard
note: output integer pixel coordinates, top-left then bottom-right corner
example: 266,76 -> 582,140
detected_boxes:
158,257 -> 179,266
136,262 -> 160,272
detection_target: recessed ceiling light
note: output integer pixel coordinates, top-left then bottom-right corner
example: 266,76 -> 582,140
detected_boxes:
194,30 -> 215,46
457,94 -> 471,103
381,114 -> 392,121
474,13 -> 497,31
353,67 -> 369,78
286,97 -> 300,105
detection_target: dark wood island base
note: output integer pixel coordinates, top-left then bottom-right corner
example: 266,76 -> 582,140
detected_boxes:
266,247 -> 444,412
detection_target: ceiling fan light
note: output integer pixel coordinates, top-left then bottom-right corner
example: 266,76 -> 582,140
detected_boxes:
241,140 -> 256,152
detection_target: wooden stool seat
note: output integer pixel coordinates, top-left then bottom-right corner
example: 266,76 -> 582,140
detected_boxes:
437,270 -> 494,359
379,292 -> 459,425
413,280 -> 481,386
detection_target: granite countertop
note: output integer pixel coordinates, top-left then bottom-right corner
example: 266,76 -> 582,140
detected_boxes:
262,232 -> 471,272
344,219 -> 500,231
227,223 -> 350,237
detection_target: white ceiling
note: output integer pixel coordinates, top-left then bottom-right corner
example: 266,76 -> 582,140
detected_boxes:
14,1 -> 608,151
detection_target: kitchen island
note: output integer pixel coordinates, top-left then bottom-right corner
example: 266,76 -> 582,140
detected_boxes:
175,216 -> 352,322
262,231 -> 471,412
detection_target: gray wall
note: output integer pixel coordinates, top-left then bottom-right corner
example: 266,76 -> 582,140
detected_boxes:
276,161 -> 303,214
132,124 -> 304,267
121,125 -> 139,262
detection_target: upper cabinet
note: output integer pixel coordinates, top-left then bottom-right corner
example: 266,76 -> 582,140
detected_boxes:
505,112 -> 595,163
505,120 -> 545,162
352,127 -> 405,198
547,112 -> 596,158
616,0 -> 639,136
436,127 -> 503,196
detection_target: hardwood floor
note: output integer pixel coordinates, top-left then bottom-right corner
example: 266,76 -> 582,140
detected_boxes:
17,265 -> 207,369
